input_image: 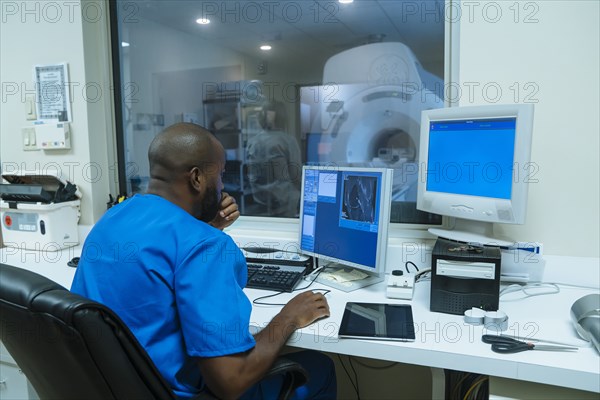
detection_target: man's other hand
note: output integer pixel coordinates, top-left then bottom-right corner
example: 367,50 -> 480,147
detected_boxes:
209,192 -> 240,230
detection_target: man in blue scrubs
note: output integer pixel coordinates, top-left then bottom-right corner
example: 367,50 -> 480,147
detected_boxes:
71,123 -> 336,399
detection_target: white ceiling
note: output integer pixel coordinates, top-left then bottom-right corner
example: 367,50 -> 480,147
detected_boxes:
131,0 -> 445,77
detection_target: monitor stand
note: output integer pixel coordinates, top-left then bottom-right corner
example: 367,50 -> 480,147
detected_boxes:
429,218 -> 513,247
313,263 -> 384,292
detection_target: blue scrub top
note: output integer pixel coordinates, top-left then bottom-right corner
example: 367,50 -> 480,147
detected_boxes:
71,194 -> 255,398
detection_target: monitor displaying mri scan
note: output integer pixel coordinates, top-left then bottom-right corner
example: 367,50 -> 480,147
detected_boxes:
299,166 -> 393,291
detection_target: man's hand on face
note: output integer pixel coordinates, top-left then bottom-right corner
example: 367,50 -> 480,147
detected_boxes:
209,192 -> 240,230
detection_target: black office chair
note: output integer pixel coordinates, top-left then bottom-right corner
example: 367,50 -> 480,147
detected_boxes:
0,263 -> 308,399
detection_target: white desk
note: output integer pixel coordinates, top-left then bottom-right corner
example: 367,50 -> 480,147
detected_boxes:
246,261 -> 600,394
1,243 -> 599,396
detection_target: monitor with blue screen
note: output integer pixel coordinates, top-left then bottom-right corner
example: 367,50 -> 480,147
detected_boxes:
299,166 -> 393,291
305,133 -> 331,165
417,104 -> 534,245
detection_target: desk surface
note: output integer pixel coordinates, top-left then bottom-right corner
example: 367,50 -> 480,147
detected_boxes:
248,276 -> 599,393
1,243 -> 598,393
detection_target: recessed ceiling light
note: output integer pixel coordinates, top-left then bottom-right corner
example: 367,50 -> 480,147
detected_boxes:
196,18 -> 210,25
121,42 -> 130,47
260,45 -> 272,51
339,0 -> 354,3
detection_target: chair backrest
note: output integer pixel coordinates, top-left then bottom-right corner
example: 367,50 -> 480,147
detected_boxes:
0,263 -> 176,400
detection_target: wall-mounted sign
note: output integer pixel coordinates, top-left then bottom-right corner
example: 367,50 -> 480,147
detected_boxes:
34,63 -> 72,122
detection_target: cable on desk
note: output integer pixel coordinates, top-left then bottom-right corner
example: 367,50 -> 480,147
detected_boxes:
414,268 -> 431,283
550,282 -> 599,290
251,261 -> 332,306
404,260 -> 419,273
296,266 -> 328,291
251,272 -> 331,307
251,288 -> 331,306
500,281 -> 598,302
252,290 -> 287,306
499,282 -> 560,300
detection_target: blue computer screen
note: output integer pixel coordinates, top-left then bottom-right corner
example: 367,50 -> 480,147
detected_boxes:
426,118 -> 516,199
305,133 -> 332,165
300,169 -> 382,269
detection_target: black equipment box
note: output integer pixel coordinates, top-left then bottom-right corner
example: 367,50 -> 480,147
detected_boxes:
430,238 -> 501,315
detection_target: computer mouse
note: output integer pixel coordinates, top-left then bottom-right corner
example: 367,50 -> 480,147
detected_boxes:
67,257 -> 80,268
312,314 -> 331,324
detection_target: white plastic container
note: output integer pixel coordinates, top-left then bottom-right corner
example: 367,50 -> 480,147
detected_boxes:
0,173 -> 81,251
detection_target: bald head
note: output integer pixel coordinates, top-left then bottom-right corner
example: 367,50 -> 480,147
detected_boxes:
146,123 -> 225,220
148,123 -> 223,182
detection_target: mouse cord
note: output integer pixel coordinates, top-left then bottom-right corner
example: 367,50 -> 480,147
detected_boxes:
252,291 -> 287,306
251,268 -> 330,307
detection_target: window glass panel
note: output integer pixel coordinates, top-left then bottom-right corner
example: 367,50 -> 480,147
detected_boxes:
112,0 -> 445,224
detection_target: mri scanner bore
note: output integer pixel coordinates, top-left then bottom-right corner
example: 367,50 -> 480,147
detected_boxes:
302,42 -> 444,224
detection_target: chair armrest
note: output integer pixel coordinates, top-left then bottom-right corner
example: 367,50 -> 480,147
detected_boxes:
264,356 -> 309,400
195,356 -> 308,400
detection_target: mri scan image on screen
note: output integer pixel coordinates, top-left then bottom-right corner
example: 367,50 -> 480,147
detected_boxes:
299,166 -> 393,292
341,175 -> 378,224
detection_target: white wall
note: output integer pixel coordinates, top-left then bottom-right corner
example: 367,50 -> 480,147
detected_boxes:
457,0 -> 599,256
0,0 -> 115,225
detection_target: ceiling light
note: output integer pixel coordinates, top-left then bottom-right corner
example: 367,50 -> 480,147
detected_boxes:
196,18 -> 210,25
260,45 -> 272,51
121,42 -> 130,47
339,0 -> 354,4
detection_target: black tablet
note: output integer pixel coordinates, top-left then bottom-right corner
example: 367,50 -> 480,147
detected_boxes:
338,302 -> 416,342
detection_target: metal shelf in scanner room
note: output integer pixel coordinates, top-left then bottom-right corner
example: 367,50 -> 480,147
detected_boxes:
0,171 -> 81,250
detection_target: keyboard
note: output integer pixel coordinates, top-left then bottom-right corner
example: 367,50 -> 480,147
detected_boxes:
246,263 -> 307,292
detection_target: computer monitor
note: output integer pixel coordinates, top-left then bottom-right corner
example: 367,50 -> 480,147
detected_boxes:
417,104 -> 534,246
304,132 -> 330,165
299,166 -> 394,291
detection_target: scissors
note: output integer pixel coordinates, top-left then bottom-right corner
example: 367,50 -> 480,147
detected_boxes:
481,335 -> 579,354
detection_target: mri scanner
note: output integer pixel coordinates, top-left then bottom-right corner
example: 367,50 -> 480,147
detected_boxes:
310,42 -> 444,203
